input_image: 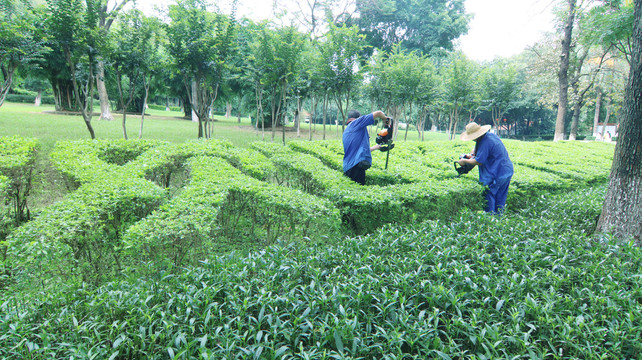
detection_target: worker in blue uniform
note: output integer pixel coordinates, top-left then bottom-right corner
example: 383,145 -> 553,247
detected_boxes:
458,122 -> 514,214
342,110 -> 389,185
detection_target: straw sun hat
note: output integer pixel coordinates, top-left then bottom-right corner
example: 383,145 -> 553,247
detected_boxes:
460,122 -> 491,141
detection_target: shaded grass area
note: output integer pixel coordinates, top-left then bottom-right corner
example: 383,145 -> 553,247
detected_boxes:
2,185 -> 640,359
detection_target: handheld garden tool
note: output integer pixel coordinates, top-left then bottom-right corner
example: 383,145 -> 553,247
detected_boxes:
376,117 -> 395,169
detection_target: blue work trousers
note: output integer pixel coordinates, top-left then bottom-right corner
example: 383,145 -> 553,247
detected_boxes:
484,177 -> 511,214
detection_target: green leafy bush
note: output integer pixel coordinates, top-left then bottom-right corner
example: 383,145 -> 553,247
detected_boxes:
2,186 -> 640,359
0,136 -> 38,226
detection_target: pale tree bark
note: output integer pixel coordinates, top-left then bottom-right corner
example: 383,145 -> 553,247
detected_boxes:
595,0 -> 642,243
592,87 -> 602,138
34,89 -> 42,106
554,0 -> 577,142
97,61 -> 114,121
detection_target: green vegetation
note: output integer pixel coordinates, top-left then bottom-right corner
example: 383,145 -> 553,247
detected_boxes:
2,186 -> 641,359
1,104 -> 633,359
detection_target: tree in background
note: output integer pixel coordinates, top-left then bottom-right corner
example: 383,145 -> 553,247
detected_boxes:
166,0 -> 236,138
479,60 -> 520,132
94,0 -> 131,122
348,0 -> 470,56
108,9 -> 163,139
442,52 -> 477,140
596,0 -> 641,242
0,1 -> 49,108
322,23 -> 366,133
48,0 -> 105,139
554,0 -> 578,142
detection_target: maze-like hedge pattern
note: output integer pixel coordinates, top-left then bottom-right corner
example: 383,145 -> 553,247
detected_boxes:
4,137 -> 615,285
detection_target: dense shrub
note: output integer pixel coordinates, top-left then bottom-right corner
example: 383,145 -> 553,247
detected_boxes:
4,94 -> 56,105
0,136 -> 38,226
2,186 -> 641,359
2,137 -> 616,291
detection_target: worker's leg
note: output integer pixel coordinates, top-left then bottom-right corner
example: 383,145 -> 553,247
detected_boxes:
344,165 -> 366,185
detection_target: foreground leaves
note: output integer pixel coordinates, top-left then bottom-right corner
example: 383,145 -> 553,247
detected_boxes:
1,186 -> 641,359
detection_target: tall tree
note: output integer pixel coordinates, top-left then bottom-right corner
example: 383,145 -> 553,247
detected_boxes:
108,9 -> 161,139
166,0 -> 235,138
479,60 -> 520,131
48,0 -> 103,139
442,52 -> 476,140
595,0 -> 641,242
554,0 -> 578,141
0,2 -> 49,108
322,23 -> 366,132
94,0 -> 130,122
347,0 -> 470,55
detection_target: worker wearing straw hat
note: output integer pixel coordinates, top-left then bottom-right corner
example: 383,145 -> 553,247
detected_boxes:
458,122 -> 514,214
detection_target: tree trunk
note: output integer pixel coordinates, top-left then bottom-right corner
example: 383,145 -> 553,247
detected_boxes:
140,74 -> 150,139
592,87 -> 602,138
191,80 -> 199,124
600,98 -> 611,140
0,66 -> 14,108
595,0 -> 642,243
34,89 -> 42,106
97,61 -> 114,121
554,0 -> 577,142
569,99 -> 581,141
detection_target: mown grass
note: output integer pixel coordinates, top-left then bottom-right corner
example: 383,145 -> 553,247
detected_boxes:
0,102 -> 448,209
0,102 -> 448,151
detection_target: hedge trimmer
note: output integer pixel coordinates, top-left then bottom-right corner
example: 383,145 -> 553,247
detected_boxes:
376,117 -> 395,169
454,153 -> 475,177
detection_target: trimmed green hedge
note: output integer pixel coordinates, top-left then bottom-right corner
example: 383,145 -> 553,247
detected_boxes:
4,94 -> 56,105
2,137 -> 616,289
2,186 -> 640,359
0,136 -> 38,226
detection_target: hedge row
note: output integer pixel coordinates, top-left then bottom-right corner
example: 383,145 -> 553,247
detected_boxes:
0,136 -> 39,228
252,142 -> 483,234
4,136 -> 616,288
124,155 -> 339,269
2,186 -> 640,359
4,94 -> 56,105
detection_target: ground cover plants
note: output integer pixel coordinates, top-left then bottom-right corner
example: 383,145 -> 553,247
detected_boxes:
0,130 -> 631,359
1,186 -> 641,359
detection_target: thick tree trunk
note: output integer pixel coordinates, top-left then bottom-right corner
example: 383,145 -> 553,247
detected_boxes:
34,89 -> 42,106
595,0 -> 642,243
592,87 -> 602,138
554,0 -> 577,142
97,61 -> 114,121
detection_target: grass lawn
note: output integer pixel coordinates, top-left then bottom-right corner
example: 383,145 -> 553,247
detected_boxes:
0,102 -> 448,151
0,102 -> 448,209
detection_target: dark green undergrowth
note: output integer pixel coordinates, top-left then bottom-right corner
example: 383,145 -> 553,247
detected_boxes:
2,185 -> 641,359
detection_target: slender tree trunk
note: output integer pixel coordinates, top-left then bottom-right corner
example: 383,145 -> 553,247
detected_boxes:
595,0 -> 642,243
554,0 -> 577,142
569,99 -> 582,141
97,61 -> 114,121
322,93 -> 328,141
600,98 -> 611,140
66,48 -> 96,139
592,87 -> 602,138
0,66 -> 14,108
140,75 -> 150,139
225,102 -> 232,118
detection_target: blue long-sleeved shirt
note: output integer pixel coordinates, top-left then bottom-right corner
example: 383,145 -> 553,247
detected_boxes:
474,132 -> 514,185
342,113 -> 375,173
